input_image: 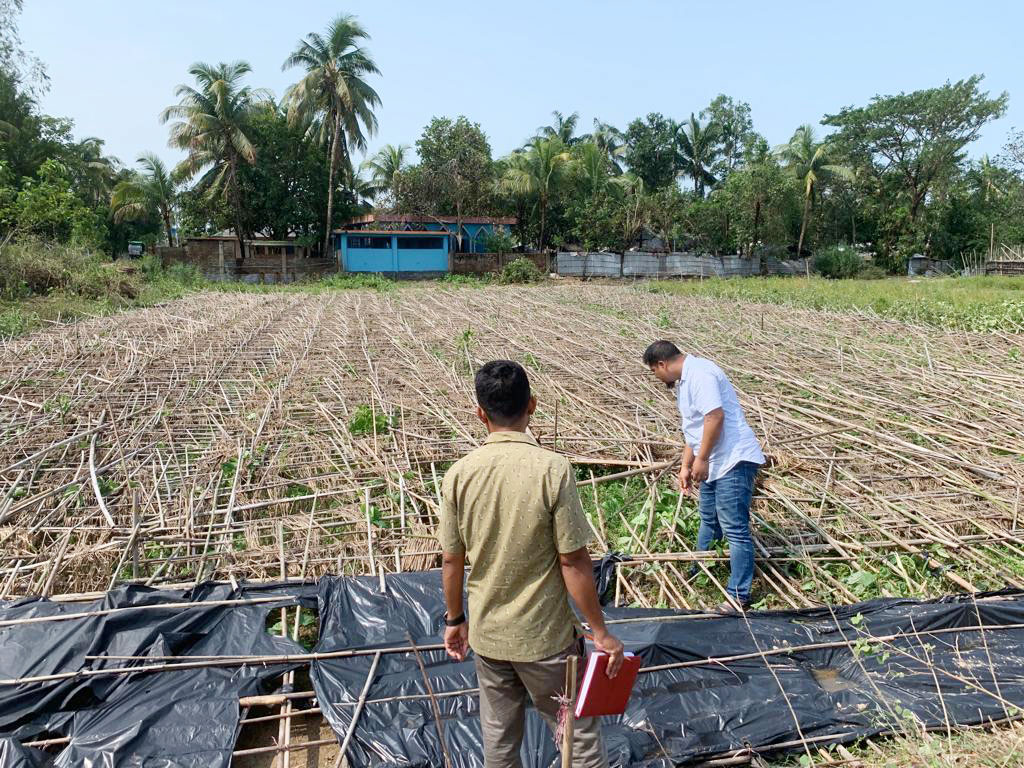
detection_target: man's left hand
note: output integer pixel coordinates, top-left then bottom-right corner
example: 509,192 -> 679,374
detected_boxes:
444,623 -> 469,661
691,457 -> 709,486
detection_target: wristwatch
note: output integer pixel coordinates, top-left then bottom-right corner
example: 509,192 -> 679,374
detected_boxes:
444,612 -> 466,627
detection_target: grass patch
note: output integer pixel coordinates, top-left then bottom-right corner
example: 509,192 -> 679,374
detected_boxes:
641,276 -> 1024,332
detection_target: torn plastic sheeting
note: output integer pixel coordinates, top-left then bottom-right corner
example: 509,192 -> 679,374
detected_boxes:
0,737 -> 47,767
0,582 -> 310,767
310,571 -> 1024,767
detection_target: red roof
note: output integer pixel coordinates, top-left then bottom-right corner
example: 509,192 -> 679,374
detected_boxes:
343,213 -> 517,226
334,229 -> 448,235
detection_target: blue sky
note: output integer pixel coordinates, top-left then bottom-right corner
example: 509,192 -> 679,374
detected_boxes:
20,0 -> 1024,172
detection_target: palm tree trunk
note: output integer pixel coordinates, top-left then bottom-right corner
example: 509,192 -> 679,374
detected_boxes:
228,160 -> 246,263
752,199 -> 762,258
539,191 -> 547,251
162,210 -> 174,248
324,111 -> 343,260
799,192 -> 811,277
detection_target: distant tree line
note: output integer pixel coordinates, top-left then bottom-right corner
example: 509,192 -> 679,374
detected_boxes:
377,81 -> 1020,271
2,1 -> 1023,272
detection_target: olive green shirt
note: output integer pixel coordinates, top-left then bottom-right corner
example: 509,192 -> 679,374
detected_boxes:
439,431 -> 593,662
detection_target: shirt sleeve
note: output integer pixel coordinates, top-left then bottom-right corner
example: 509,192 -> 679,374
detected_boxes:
690,370 -> 724,416
552,461 -> 593,554
438,470 -> 465,554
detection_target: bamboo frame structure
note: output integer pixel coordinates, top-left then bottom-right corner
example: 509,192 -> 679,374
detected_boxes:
2,283 -> 1023,763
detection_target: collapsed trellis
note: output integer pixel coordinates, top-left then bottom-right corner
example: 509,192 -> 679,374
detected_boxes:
2,283 -> 1024,762
1,284 -> 1023,605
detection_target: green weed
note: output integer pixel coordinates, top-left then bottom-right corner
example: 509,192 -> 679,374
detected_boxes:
348,404 -> 390,437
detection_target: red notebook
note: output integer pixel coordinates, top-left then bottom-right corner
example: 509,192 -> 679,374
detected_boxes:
574,652 -> 642,718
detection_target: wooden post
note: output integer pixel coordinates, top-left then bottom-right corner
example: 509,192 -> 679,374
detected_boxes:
281,246 -> 287,284
561,654 -> 578,768
131,492 -> 140,580
364,488 -> 376,576
218,241 -> 225,280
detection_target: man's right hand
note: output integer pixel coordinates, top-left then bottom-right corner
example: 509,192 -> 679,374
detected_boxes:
592,629 -> 625,678
444,623 -> 469,661
678,464 -> 692,494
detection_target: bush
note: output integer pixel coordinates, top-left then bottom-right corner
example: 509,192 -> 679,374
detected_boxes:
0,239 -> 139,300
480,228 -> 517,253
0,307 -> 33,338
441,273 -> 491,286
499,257 -> 543,284
856,264 -> 888,280
813,245 -> 865,280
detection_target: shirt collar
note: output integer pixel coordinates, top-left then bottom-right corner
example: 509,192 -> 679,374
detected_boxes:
678,355 -> 693,384
484,430 -> 539,447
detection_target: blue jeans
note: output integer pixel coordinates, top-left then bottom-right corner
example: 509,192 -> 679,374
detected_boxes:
698,461 -> 758,602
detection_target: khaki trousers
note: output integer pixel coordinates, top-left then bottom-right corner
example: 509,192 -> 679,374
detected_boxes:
474,642 -> 609,768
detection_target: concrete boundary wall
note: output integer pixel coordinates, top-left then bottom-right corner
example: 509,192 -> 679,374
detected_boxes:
557,252 -> 808,278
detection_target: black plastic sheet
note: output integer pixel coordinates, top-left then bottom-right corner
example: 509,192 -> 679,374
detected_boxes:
0,583 -> 309,767
4,570 -> 1024,767
310,570 -> 1024,767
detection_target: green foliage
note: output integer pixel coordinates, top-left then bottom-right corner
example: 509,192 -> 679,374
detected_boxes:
318,273 -> 395,292
397,116 -> 494,220
642,275 -> 1024,332
0,239 -> 133,299
814,245 -> 865,279
700,94 -> 758,179
281,14 -> 380,248
497,137 -> 572,249
230,105 -> 333,242
162,60 -> 269,247
12,159 -> 106,246
824,75 -> 1008,259
440,272 -> 492,287
348,404 -> 390,436
0,306 -> 31,338
498,257 -> 543,284
622,113 -> 679,190
479,227 -> 516,253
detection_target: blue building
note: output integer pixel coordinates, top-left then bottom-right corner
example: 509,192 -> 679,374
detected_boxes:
334,214 -> 516,275
336,230 -> 451,275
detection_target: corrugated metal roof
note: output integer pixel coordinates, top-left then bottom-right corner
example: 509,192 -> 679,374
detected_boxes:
343,213 -> 517,226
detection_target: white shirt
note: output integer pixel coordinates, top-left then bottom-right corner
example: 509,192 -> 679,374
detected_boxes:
676,356 -> 765,482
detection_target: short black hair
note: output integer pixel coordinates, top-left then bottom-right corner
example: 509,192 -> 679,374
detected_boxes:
475,360 -> 531,426
642,340 -> 682,366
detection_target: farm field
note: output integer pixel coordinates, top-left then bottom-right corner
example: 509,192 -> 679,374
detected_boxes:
2,281 -> 1024,765
645,275 -> 1024,333
3,282 -> 1023,603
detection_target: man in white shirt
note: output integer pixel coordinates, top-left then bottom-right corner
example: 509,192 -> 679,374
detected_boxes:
643,340 -> 765,612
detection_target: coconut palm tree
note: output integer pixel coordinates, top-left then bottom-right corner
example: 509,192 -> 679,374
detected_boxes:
591,119 -> 625,173
610,173 -> 649,247
776,124 -> 853,259
536,110 -> 581,146
75,137 -> 119,206
161,61 -> 268,259
361,143 -> 407,199
282,14 -> 381,257
499,137 -> 572,250
111,153 -> 177,246
573,140 -> 610,197
675,114 -> 720,198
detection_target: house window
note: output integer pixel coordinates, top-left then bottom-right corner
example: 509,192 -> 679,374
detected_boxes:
347,236 -> 391,249
396,236 -> 444,250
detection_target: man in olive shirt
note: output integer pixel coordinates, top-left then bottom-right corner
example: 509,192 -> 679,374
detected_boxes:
440,360 -> 624,768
